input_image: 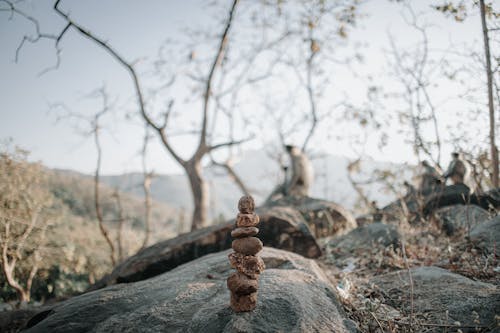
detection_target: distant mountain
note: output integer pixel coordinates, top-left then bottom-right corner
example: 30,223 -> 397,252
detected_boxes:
99,150 -> 411,219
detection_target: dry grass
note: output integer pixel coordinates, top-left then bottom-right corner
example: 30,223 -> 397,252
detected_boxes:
319,214 -> 499,333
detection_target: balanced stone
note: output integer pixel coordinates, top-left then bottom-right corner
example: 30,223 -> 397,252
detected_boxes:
238,195 -> 255,214
230,292 -> 258,312
232,237 -> 263,256
236,213 -> 259,227
231,227 -> 259,238
227,272 -> 258,295
228,252 -> 265,279
228,195 -> 263,312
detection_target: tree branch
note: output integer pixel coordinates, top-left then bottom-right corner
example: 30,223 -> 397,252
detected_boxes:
209,135 -> 253,152
198,0 -> 240,152
52,0 -> 185,166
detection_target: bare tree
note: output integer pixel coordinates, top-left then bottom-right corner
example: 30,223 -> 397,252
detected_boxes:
479,0 -> 499,187
50,87 -> 117,266
140,127 -> 153,248
433,1 -> 499,187
111,189 -> 125,263
91,88 -> 116,266
346,158 -> 373,210
0,147 -> 53,302
2,0 -> 250,230
270,1 -> 361,154
387,4 -> 444,168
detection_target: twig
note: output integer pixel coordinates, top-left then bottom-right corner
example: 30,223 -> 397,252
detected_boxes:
369,311 -> 385,332
400,240 -> 414,330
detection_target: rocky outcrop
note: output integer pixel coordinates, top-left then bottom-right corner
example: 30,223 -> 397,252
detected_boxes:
381,192 -> 422,224
468,215 -> 500,254
423,184 -> 500,216
24,248 -> 357,333
432,204 -> 492,236
371,266 -> 500,332
381,185 -> 500,224
264,196 -> 357,238
90,206 -> 321,290
325,222 -> 401,258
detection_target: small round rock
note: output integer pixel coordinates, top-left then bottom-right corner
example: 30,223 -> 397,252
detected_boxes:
230,292 -> 258,312
227,272 -> 258,295
236,213 -> 259,228
232,237 -> 263,256
238,195 -> 255,214
231,227 -> 259,238
228,252 -> 265,279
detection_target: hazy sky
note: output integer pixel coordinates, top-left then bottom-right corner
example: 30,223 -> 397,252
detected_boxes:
0,0 -> 488,175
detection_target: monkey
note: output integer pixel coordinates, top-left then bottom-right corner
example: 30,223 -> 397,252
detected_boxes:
264,163 -> 289,203
285,145 -> 314,197
403,181 -> 416,197
443,152 -> 467,185
418,160 -> 442,195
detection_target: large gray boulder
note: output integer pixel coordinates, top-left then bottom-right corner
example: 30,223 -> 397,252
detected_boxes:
24,248 -> 357,333
423,184 -> 500,216
90,206 -> 321,290
382,193 -> 422,224
264,196 -> 357,238
432,204 -> 492,236
326,222 -> 401,258
371,266 -> 499,332
468,215 -> 500,254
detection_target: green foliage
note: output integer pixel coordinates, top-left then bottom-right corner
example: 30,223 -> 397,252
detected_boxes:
0,146 -> 57,302
0,147 -> 178,304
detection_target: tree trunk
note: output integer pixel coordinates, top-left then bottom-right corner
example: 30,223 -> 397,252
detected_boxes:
141,174 -> 152,249
94,126 -> 116,266
186,160 -> 208,231
113,190 -> 125,263
480,0 -> 499,188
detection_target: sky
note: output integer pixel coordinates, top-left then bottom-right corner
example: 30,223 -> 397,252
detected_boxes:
0,0 -> 492,175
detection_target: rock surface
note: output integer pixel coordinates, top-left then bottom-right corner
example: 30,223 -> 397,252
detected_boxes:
326,222 -> 401,257
24,248 -> 357,333
432,204 -> 492,236
381,193 -> 422,224
371,266 -> 500,332
468,215 -> 500,254
90,206 -> 321,290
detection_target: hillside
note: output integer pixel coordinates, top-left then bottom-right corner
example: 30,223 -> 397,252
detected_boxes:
100,150 -> 411,219
1,166 -> 180,303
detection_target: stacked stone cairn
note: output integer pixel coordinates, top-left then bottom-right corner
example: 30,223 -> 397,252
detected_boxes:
227,195 -> 265,312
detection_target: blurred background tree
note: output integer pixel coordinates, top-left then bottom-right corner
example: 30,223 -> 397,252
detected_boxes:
0,145 -> 56,302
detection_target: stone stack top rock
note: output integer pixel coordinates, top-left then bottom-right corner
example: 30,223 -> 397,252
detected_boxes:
238,195 -> 255,214
227,195 -> 265,312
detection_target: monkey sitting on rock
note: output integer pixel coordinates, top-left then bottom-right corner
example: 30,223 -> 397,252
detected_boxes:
284,145 -> 314,197
265,145 -> 314,202
442,152 -> 467,185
